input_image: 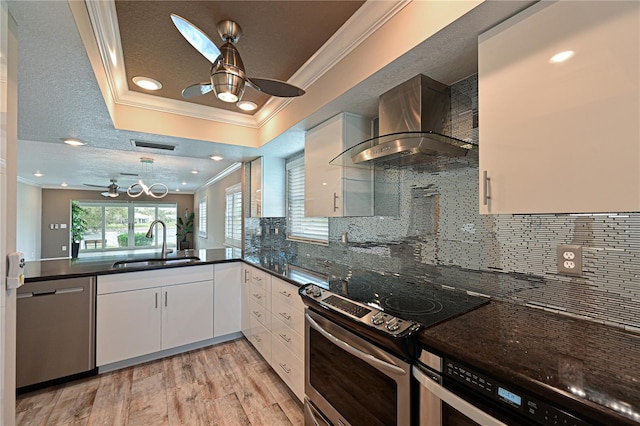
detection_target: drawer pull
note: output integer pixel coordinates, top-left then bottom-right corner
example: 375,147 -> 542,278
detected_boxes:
279,312 -> 291,321
279,290 -> 292,298
279,363 -> 291,374
252,293 -> 262,300
252,311 -> 262,318
255,335 -> 262,343
279,333 -> 291,343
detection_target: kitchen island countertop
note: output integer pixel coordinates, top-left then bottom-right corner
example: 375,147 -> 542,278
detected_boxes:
23,248 -> 243,282
419,300 -> 640,425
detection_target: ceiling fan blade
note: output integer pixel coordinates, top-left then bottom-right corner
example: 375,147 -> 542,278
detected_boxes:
170,14 -> 221,64
84,183 -> 107,188
182,82 -> 214,98
247,77 -> 305,97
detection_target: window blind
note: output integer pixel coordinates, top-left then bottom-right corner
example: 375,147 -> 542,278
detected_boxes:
225,184 -> 242,247
198,197 -> 207,238
286,155 -> 328,244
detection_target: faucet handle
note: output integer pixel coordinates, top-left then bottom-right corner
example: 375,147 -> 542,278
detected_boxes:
165,249 -> 174,254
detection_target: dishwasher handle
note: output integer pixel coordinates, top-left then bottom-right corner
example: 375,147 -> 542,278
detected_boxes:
18,287 -> 84,298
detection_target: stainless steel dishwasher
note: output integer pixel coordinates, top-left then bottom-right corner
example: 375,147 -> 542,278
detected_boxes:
17,276 -> 96,390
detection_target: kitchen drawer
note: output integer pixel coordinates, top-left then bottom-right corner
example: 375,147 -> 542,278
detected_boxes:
251,269 -> 270,292
248,315 -> 271,364
248,298 -> 270,327
272,296 -> 304,336
271,277 -> 302,307
271,337 -> 304,402
249,283 -> 269,309
271,313 -> 304,360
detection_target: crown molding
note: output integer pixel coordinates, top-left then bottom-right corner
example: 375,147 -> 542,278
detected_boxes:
83,0 -> 407,130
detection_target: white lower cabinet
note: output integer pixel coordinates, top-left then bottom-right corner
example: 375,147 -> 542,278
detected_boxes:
241,267 -> 304,402
97,265 -> 214,367
213,263 -> 242,337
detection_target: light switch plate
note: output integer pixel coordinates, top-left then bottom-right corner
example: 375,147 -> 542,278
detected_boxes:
557,244 -> 582,276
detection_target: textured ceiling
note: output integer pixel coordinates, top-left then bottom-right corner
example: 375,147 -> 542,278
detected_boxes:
8,0 -> 535,195
116,1 -> 364,113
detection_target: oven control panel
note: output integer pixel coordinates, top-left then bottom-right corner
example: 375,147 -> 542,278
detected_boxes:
445,359 -> 589,426
301,284 -> 418,336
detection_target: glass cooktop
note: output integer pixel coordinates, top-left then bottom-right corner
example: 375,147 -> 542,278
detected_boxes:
327,271 -> 489,328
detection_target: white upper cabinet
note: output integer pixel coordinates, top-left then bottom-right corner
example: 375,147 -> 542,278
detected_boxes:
305,113 -> 373,217
250,156 -> 285,218
479,1 -> 639,214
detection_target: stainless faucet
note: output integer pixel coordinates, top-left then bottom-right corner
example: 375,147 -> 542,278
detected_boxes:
146,220 -> 173,259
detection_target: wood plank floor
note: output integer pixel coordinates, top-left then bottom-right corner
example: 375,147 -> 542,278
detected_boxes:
16,338 -> 303,426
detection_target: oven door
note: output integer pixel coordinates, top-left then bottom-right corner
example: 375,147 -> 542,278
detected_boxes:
304,308 -> 412,426
413,364 -> 507,426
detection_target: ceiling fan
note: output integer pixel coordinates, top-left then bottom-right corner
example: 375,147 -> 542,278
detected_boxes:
84,179 -> 122,198
170,14 -> 306,104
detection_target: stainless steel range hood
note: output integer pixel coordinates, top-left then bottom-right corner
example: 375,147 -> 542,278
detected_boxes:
330,75 -> 476,167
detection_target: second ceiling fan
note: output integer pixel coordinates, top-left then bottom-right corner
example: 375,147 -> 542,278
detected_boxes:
170,14 -> 306,104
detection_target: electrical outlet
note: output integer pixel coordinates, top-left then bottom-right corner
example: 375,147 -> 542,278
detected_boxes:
61,245 -> 67,251
557,244 -> 582,276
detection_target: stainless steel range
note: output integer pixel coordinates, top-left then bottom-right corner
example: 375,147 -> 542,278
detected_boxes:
299,272 -> 489,426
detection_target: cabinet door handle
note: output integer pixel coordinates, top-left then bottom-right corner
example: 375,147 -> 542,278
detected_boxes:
244,270 -> 250,282
333,192 -> 339,212
279,312 -> 291,321
279,333 -> 291,343
155,292 -> 158,309
279,290 -> 291,298
482,170 -> 491,206
279,363 -> 291,374
165,291 -> 168,307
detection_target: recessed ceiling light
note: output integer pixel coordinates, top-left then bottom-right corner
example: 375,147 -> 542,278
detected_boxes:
237,100 -> 257,111
549,50 -> 575,64
210,155 -> 223,161
191,170 -> 199,174
61,182 -> 68,187
62,138 -> 86,146
132,76 -> 163,91
176,188 -> 180,192
33,171 -> 43,177
181,181 -> 187,185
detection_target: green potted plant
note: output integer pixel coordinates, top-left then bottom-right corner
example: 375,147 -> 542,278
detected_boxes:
71,201 -> 88,258
176,208 -> 195,251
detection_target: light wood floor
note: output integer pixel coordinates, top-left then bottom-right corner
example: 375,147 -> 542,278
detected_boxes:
16,338 -> 303,426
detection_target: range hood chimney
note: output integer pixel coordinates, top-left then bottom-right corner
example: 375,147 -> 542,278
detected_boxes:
331,74 -> 476,167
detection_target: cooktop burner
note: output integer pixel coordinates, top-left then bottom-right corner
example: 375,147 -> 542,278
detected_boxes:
382,295 -> 443,316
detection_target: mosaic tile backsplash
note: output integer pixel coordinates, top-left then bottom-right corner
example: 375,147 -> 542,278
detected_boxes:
245,74 -> 640,331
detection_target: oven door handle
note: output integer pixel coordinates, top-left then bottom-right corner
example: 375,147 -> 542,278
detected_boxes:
413,366 -> 507,426
305,313 -> 405,376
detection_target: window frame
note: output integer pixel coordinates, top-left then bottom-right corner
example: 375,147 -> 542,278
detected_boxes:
224,183 -> 242,248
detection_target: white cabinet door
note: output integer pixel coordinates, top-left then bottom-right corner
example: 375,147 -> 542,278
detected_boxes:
96,287 -> 161,366
162,281 -> 214,350
214,263 -> 242,337
478,1 -> 640,214
305,113 -> 373,217
250,157 -> 285,218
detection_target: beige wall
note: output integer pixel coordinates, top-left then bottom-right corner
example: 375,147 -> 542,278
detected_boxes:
41,188 -> 194,259
194,168 -> 242,249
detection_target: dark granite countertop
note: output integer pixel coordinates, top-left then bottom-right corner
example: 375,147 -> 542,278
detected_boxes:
24,248 -> 243,282
419,300 -> 640,425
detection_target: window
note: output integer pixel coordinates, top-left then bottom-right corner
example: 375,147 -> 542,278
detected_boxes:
75,201 -> 177,254
286,154 -> 328,244
198,197 -> 207,238
225,184 -> 242,247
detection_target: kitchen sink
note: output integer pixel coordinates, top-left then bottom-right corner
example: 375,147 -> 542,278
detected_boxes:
112,256 -> 201,269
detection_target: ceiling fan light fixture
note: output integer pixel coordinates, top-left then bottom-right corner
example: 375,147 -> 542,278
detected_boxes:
237,100 -> 257,111
132,76 -> 163,91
